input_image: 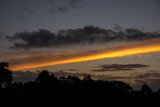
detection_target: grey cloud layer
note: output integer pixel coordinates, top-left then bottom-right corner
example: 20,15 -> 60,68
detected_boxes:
22,7 -> 36,15
5,26 -> 160,50
47,0 -> 84,13
58,6 -> 70,12
92,64 -> 150,72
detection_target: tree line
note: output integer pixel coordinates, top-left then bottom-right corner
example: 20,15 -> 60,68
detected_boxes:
0,62 -> 160,107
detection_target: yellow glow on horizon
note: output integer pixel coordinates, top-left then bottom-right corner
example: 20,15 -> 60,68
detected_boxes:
10,40 -> 160,71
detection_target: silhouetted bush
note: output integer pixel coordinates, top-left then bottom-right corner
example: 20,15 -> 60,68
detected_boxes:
0,62 -> 13,87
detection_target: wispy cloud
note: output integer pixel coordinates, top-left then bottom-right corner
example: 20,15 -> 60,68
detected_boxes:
15,16 -> 28,23
48,0 -> 56,3
58,6 -> 69,12
71,13 -> 81,16
47,8 -> 57,14
22,7 -> 36,15
69,0 -> 84,8
92,64 -> 150,72
0,30 -> 4,35
47,0 -> 85,14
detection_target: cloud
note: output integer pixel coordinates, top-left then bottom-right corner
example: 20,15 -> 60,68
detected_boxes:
58,6 -> 69,12
15,16 -> 28,23
90,70 -> 160,91
5,26 -> 160,50
92,64 -> 150,72
69,0 -> 84,8
95,72 -> 160,80
0,30 -> 4,35
52,71 -> 88,78
22,7 -> 36,15
6,29 -> 56,49
48,0 -> 56,3
48,8 -> 57,14
71,13 -> 81,16
47,0 -> 84,15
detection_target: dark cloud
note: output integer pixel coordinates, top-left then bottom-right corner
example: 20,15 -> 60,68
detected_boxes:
58,6 -> 69,12
6,29 -> 56,49
49,18 -> 56,23
46,0 -> 85,17
92,64 -> 150,72
71,13 -> 81,16
15,16 -> 26,20
113,23 -> 123,32
59,69 -> 79,72
48,8 -> 57,14
53,71 -> 88,78
69,0 -> 84,8
15,16 -> 27,23
48,0 -> 56,3
0,31 -> 5,41
0,30 -> 4,35
91,70 -> 160,91
136,71 -> 160,78
22,7 -> 36,15
94,72 -> 160,80
5,26 -> 160,50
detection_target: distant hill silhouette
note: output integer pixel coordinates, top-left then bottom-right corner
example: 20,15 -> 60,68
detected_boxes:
0,62 -> 160,107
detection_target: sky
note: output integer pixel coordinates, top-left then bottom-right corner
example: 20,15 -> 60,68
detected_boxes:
0,0 -> 160,90
0,0 -> 160,35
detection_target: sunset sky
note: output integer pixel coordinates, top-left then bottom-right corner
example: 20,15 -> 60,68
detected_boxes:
0,0 -> 160,90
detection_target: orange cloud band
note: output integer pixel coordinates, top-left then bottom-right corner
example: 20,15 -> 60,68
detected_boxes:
10,39 -> 160,71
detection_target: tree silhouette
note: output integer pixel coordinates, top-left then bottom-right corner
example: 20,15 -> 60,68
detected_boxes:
141,84 -> 153,96
112,81 -> 133,92
0,62 -> 13,87
36,70 -> 58,87
83,74 -> 92,81
36,70 -> 50,85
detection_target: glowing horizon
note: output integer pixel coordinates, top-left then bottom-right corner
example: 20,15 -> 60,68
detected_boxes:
10,40 -> 160,71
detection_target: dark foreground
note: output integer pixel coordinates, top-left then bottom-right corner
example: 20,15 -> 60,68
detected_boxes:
1,62 -> 160,107
1,73 -> 160,107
